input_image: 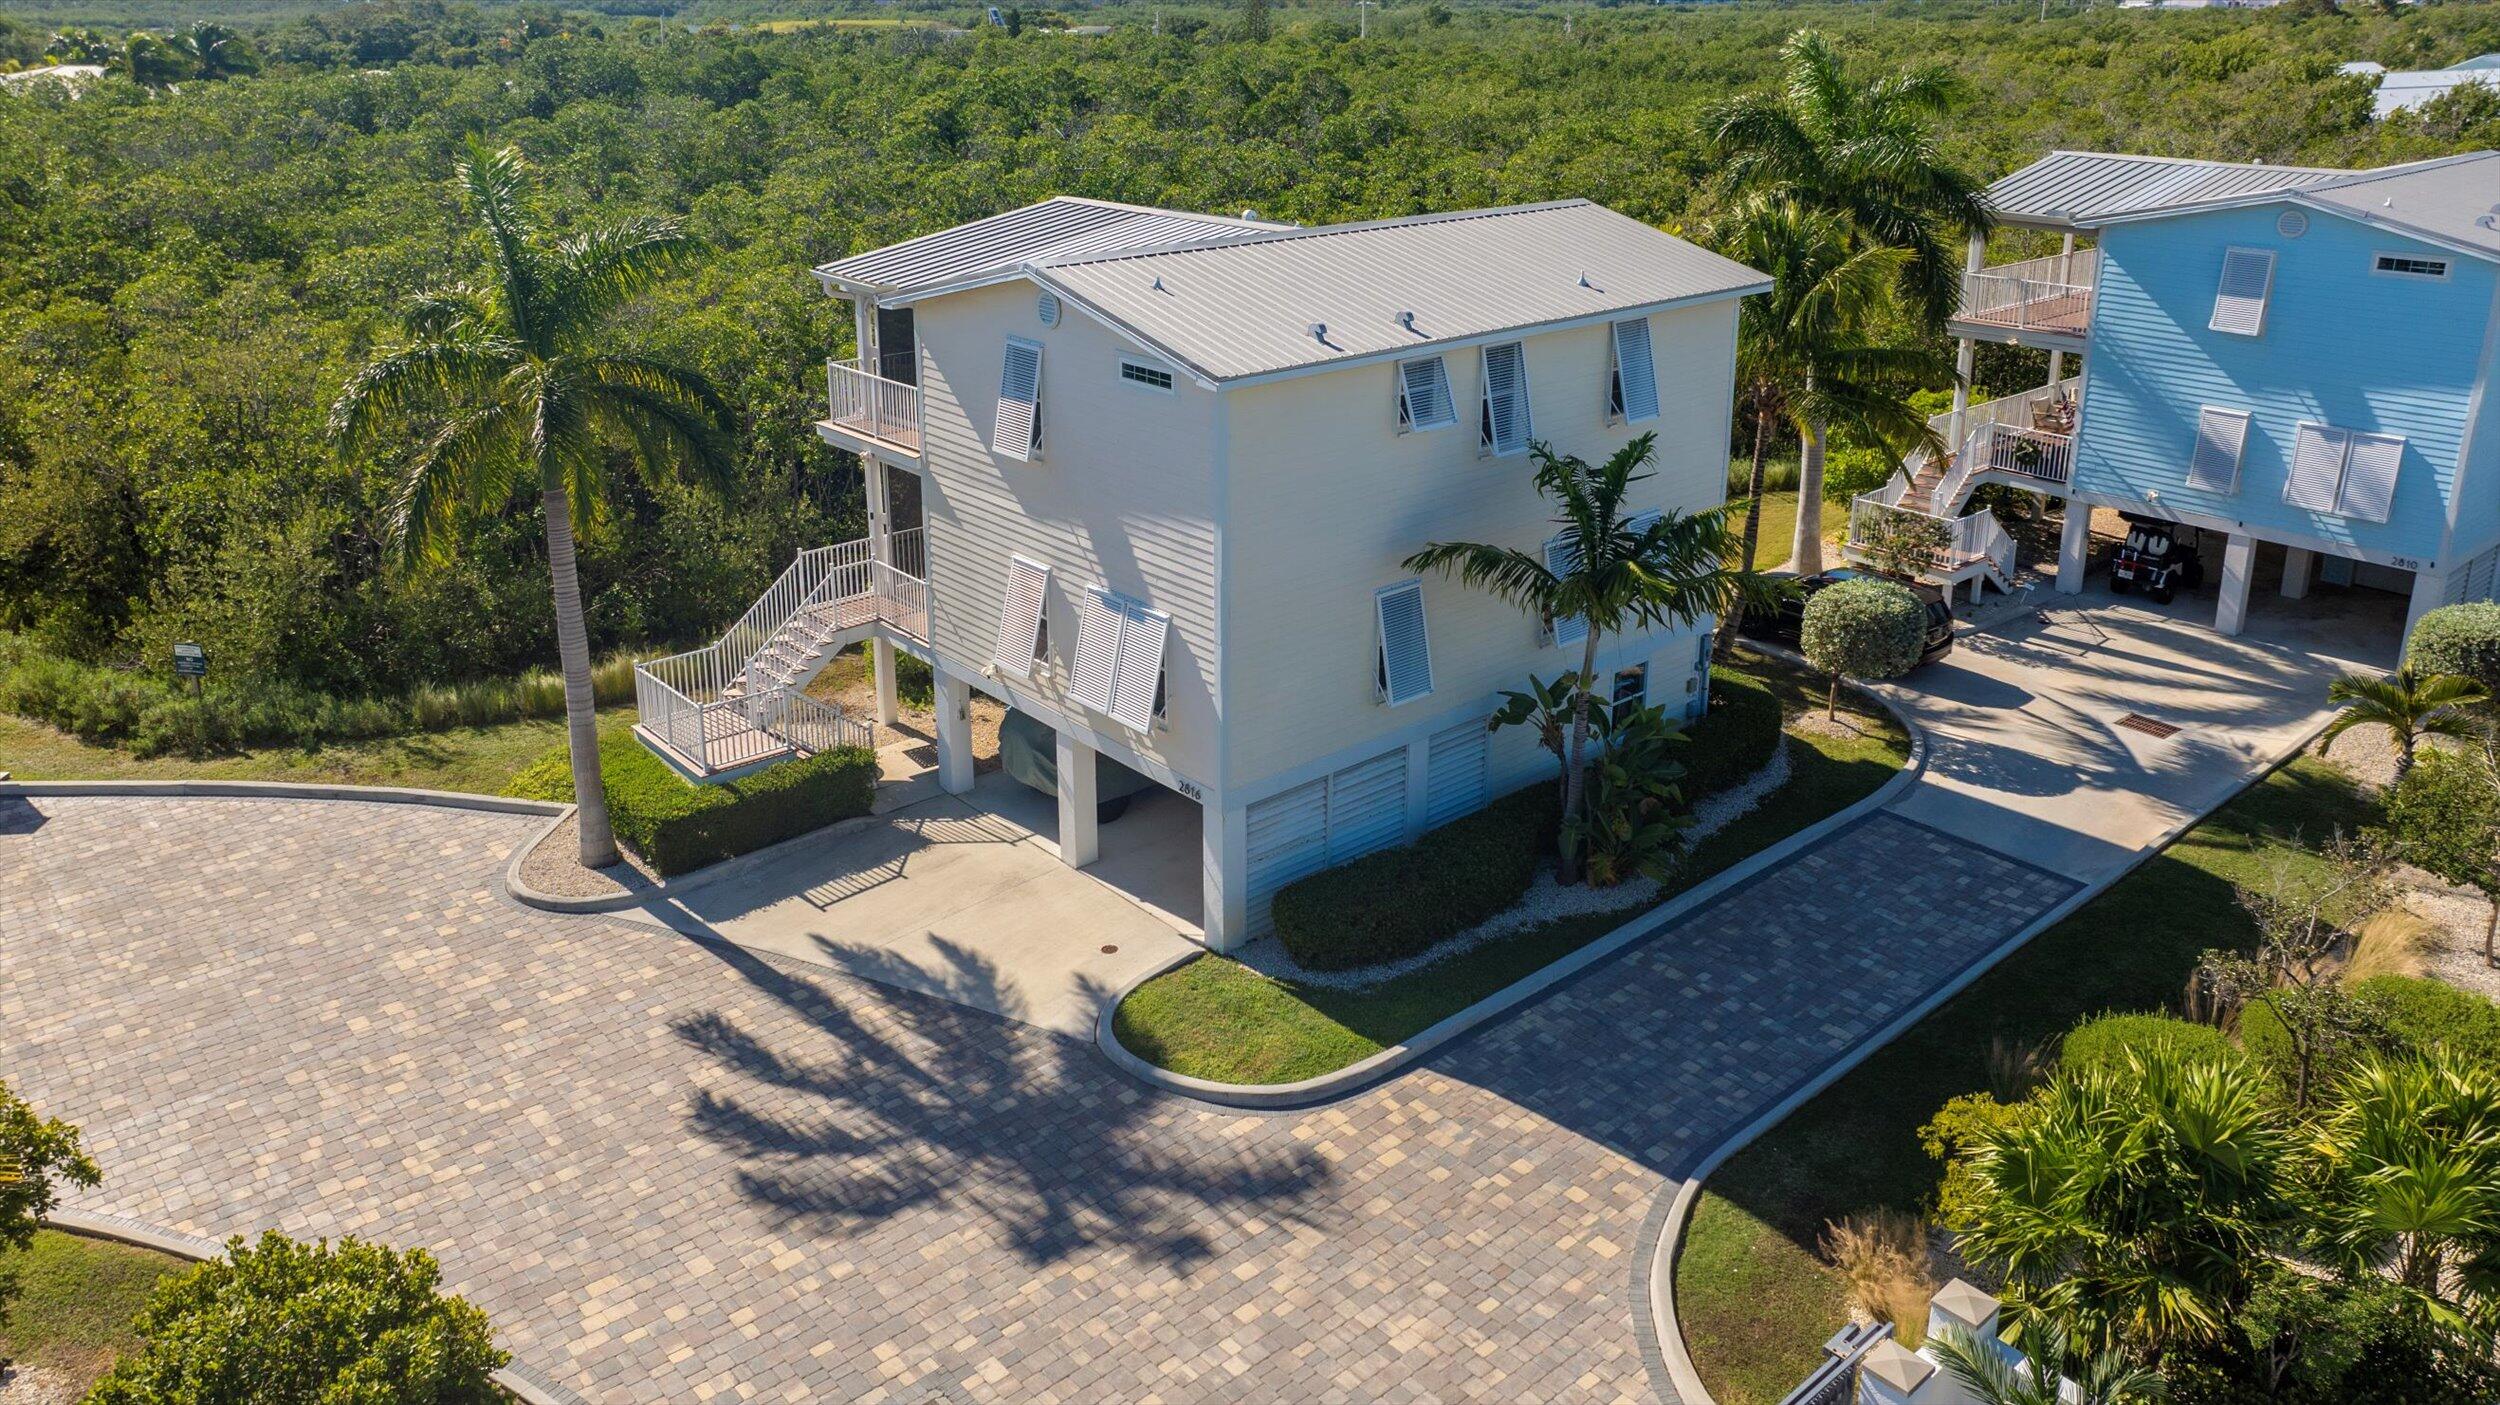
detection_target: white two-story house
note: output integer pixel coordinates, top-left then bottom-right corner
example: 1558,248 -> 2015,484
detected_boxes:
634,196 -> 1764,949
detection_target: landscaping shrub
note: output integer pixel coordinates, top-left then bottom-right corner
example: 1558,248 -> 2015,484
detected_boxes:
1820,445 -> 1895,501
1679,666 -> 1783,800
2059,1012 -> 2239,1076
895,650 -> 935,707
2406,601 -> 2500,698
1798,577 -> 1927,718
1272,783 -> 1557,972
2351,973 -> 2500,1064
1725,458 -> 1801,496
82,1231 -> 506,1405
509,732 -> 879,875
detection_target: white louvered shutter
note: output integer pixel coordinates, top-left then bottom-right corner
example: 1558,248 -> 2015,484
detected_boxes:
1424,719 -> 1489,829
2337,432 -> 2404,522
1546,534 -> 1587,650
992,557 -> 1050,677
1324,751 -> 1407,864
1399,357 -> 1457,431
1481,342 -> 1530,456
1612,318 -> 1659,423
2209,248 -> 2275,336
2284,424 -> 2349,513
1067,588 -> 1123,713
2185,407 -> 2252,493
1107,605 -> 1169,732
995,338 -> 1044,461
1244,779 -> 1330,937
1374,580 -> 1434,706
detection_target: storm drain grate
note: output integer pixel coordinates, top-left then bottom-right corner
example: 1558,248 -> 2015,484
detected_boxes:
2116,712 -> 2182,739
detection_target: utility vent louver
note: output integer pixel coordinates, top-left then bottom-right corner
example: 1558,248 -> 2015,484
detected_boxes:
2116,713 -> 2181,739
2277,209 -> 2309,239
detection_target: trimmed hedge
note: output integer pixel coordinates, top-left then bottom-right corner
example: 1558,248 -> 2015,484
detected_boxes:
1681,665 -> 1784,801
2353,973 -> 2500,1064
2059,1012 -> 2240,1076
507,731 -> 878,876
2407,602 -> 2500,697
1272,783 -> 1559,973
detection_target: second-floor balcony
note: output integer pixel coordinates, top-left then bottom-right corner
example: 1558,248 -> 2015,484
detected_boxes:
818,356 -> 922,461
1952,248 -> 2098,347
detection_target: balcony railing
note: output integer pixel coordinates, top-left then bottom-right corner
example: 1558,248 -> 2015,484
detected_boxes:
825,357 -> 922,453
1958,248 -> 2098,338
1846,496 -> 2016,585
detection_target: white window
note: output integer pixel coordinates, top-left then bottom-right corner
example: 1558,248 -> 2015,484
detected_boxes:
1610,665 -> 1650,729
2375,253 -> 2450,281
2185,406 -> 2252,493
992,556 -> 1050,678
1396,356 -> 1457,432
2209,247 -> 2275,337
1544,533 -> 1586,650
1374,579 -> 1434,706
1118,357 -> 1174,392
1068,586 -> 1170,732
1479,341 -> 1531,457
2284,422 -> 2406,523
1609,318 -> 1660,424
995,336 -> 1044,461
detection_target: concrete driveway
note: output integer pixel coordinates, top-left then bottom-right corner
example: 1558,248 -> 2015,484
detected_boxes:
1886,575 -> 2402,887
618,771 -> 1201,1036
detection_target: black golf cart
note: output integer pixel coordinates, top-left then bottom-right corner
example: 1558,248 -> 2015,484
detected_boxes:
2107,514 -> 2205,604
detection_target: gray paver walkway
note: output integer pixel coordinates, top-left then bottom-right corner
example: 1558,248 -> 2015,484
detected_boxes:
2,794 -> 2070,1403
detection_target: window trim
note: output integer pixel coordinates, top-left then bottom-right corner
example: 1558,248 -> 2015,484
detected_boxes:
2209,246 -> 2276,338
1607,317 -> 1660,425
1373,578 -> 1435,707
996,335 -> 1046,461
2184,405 -> 2253,495
2282,420 -> 2408,523
1395,355 -> 1458,434
991,556 -> 1051,679
2372,251 -> 2452,283
1117,356 -> 1177,394
1609,664 -> 1649,729
1478,341 -> 1532,458
1068,585 -> 1171,733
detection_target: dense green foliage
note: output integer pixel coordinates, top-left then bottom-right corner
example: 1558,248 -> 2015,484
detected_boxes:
0,1079 -> 101,1350
1271,779 -> 1556,972
1798,575 -> 1926,712
1680,663 -> 1784,798
83,1231 -> 506,1405
2352,972 -> 2500,1066
507,727 -> 876,872
2057,1011 -> 2239,1077
2405,601 -> 2500,699
5,0 -> 2495,738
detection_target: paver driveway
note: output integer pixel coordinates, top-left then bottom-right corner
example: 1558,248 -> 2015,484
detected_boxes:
2,794 -> 2073,1404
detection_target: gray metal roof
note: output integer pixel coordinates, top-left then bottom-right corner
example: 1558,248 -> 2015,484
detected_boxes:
1028,200 -> 1770,383
1984,150 -> 2352,229
814,198 -> 1285,295
2296,152 -> 2500,260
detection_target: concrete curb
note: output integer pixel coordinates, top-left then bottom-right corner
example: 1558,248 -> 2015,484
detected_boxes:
44,1208 -> 591,1405
498,802 -> 909,914
1093,681 -> 1930,1112
1640,712 -> 2340,1405
0,777 -> 563,816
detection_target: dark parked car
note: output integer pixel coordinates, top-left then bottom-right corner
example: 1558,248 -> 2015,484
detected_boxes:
1739,568 -> 1955,666
2106,513 -> 2205,604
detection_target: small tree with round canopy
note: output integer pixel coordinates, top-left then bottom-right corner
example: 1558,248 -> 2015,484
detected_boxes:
1798,576 -> 1926,720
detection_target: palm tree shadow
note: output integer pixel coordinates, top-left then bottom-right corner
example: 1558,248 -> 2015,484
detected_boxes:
671,936 -> 1335,1271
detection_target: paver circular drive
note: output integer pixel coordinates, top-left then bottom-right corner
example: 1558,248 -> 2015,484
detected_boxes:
0,794 -> 2073,1403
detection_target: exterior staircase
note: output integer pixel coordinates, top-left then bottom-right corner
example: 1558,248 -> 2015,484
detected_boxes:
633,530 -> 928,780
1843,377 -> 2082,600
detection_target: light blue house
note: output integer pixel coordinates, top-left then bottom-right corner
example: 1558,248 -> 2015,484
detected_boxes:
1848,149 -> 2500,653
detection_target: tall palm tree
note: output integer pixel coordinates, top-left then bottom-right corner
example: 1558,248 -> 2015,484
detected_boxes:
1405,433 -> 1774,883
2318,668 -> 2488,783
332,140 -> 732,868
175,21 -> 259,80
1704,29 -> 1993,333
1714,196 -> 1950,578
113,30 -> 194,89
1925,1323 -> 2164,1405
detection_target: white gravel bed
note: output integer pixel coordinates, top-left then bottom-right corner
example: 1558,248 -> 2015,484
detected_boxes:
1231,739 -> 1795,992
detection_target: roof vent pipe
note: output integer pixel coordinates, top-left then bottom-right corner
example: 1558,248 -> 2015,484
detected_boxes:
1578,271 -> 1594,288
1241,208 -> 1261,220
1396,310 -> 1416,332
1308,321 -> 1328,341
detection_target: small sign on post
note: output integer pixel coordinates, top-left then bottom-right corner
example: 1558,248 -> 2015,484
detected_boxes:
172,642 -> 207,696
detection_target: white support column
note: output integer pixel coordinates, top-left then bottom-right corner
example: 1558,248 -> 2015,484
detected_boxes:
933,672 -> 975,794
2280,546 -> 2315,601
1054,727 -> 1100,869
2215,532 -> 2256,637
870,639 -> 901,726
1202,801 -> 1249,952
2057,503 -> 2091,595
2403,568 -> 2453,660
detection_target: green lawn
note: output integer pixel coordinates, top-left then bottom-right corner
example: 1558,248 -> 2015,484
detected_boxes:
1112,647 -> 1911,1086
0,709 -> 635,795
0,1229 -> 184,1390
1678,756 -> 2380,1405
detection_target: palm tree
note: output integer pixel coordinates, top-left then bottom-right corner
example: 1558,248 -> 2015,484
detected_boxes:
2317,668 -> 2488,783
1714,196 -> 1950,578
2306,1052 -> 2500,1327
113,30 -> 194,89
331,140 -> 732,868
1949,1048 -> 2286,1355
175,21 -> 259,80
1405,432 -> 1773,883
1704,29 -> 1993,333
1926,1323 -> 2164,1405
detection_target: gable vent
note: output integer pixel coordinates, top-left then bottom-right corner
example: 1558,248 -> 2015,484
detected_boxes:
1036,292 -> 1061,327
2276,209 -> 2309,239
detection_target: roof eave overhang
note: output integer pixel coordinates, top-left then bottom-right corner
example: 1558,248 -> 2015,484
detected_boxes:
2090,190 -> 2500,267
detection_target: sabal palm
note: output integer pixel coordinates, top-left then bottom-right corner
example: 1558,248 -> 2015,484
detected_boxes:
1704,29 -> 1992,332
1404,432 -> 1772,883
1714,196 -> 1950,577
1926,1323 -> 2163,1405
176,21 -> 258,80
2318,668 -> 2488,783
1951,1049 -> 2285,1355
2307,1053 -> 2500,1325
331,140 -> 732,867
